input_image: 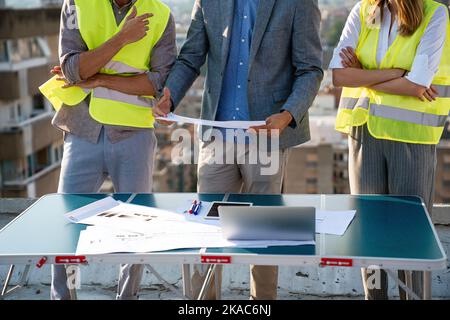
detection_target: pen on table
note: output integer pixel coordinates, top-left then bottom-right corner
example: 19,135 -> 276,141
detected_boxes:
188,200 -> 197,214
193,201 -> 202,215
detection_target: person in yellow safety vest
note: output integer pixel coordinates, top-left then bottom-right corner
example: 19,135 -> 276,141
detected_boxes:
40,0 -> 176,300
331,0 -> 450,300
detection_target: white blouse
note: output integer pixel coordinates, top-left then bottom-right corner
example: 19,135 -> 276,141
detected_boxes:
329,1 -> 448,88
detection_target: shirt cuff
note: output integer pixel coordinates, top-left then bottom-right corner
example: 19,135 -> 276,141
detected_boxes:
405,54 -> 435,88
61,53 -> 82,84
328,48 -> 345,69
147,71 -> 164,98
281,109 -> 297,129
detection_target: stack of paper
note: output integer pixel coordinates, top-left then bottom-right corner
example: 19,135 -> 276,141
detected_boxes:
156,113 -> 266,129
316,210 -> 356,236
76,226 -> 314,255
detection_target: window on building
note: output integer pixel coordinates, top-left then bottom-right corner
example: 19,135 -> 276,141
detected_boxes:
335,153 -> 345,161
53,144 -> 64,163
36,147 -> 51,173
32,94 -> 45,114
9,38 -> 45,63
26,147 -> 52,177
26,154 -> 34,178
9,106 -> 16,121
306,161 -> 318,168
1,160 -> 17,181
0,41 -> 8,62
1,158 -> 26,182
17,104 -> 22,119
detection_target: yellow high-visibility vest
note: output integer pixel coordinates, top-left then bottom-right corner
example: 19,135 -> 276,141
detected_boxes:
39,0 -> 170,128
335,0 -> 450,144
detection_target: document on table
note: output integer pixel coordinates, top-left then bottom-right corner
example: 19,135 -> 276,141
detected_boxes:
156,113 -> 266,129
75,226 -> 315,255
316,210 -> 356,236
65,196 -> 119,223
65,197 -> 189,235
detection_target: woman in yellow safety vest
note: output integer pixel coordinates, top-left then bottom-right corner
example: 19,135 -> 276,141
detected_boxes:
331,0 -> 449,300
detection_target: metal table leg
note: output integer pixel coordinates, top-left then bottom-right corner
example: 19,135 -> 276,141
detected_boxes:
423,271 -> 432,300
197,265 -> 216,300
386,269 -> 421,300
405,271 -> 413,300
19,265 -> 31,287
215,265 -> 222,300
145,264 -> 187,300
182,264 -> 192,299
1,265 -> 32,297
1,265 -> 15,296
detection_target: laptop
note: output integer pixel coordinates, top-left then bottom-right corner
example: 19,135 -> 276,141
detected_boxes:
218,206 -> 316,241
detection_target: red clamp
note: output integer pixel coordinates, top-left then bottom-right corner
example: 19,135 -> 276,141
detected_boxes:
55,256 -> 87,264
320,258 -> 353,267
36,256 -> 47,268
201,255 -> 232,264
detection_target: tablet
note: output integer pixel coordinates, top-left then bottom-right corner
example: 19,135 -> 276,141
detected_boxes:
205,201 -> 253,220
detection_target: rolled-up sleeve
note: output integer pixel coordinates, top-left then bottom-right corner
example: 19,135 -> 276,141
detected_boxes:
405,6 -> 448,88
147,14 -> 177,97
329,2 -> 361,69
59,0 -> 87,84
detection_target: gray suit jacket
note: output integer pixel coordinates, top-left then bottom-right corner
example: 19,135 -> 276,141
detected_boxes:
166,0 -> 323,148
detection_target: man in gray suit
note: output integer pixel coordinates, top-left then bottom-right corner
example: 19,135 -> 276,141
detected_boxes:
154,0 -> 323,300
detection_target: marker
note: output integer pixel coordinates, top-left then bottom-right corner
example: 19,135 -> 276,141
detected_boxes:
193,201 -> 202,215
188,200 -> 197,214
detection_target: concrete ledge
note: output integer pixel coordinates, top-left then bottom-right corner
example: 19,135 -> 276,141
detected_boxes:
0,198 -> 36,215
0,199 -> 36,229
433,205 -> 450,225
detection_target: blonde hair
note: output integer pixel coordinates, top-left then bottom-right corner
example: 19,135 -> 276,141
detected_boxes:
369,0 -> 424,36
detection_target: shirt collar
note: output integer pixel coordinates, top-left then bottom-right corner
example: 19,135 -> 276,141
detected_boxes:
111,0 -> 136,10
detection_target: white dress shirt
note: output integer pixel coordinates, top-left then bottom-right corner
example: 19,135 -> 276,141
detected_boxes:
329,1 -> 448,88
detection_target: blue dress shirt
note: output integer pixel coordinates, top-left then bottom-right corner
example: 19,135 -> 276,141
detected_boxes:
215,0 -> 259,130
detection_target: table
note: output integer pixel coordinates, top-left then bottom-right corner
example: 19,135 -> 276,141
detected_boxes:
0,193 -> 446,300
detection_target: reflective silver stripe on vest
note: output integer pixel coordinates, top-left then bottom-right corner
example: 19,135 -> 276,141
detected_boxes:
339,97 -> 370,110
94,87 -> 154,108
103,61 -> 146,74
370,103 -> 448,127
435,85 -> 450,98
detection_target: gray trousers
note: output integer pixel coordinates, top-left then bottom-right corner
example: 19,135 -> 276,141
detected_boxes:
348,125 -> 436,300
193,139 -> 290,300
51,128 -> 157,300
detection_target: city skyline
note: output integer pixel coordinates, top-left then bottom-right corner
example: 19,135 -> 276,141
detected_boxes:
1,1 -> 450,202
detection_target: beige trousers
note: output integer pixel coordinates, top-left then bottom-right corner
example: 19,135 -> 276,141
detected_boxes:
192,139 -> 290,300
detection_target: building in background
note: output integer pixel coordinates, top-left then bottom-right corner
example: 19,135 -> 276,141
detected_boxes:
153,124 -> 198,193
0,3 -> 62,197
283,114 -> 351,195
1,0 -> 450,201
